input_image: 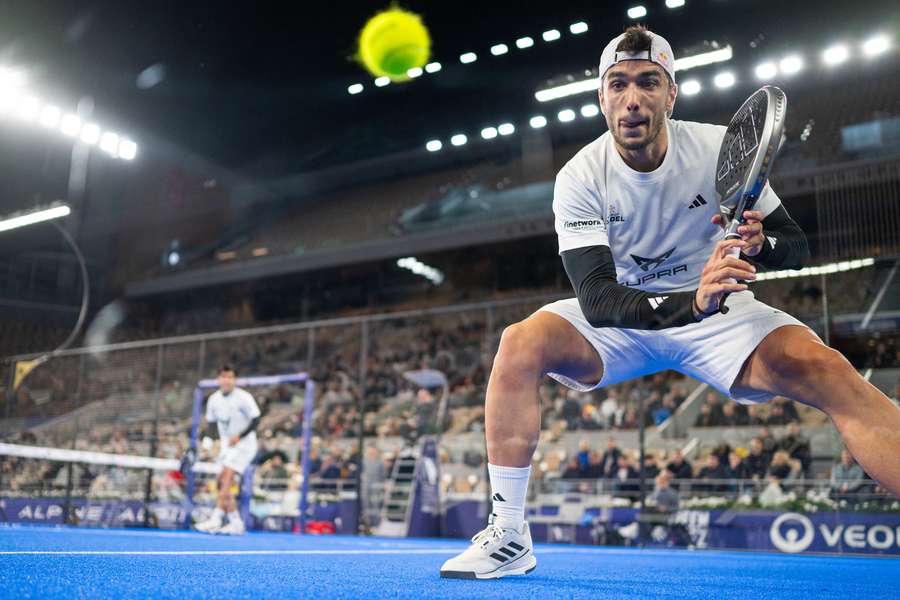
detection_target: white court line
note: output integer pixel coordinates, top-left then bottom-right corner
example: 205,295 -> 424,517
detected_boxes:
0,549 -> 463,556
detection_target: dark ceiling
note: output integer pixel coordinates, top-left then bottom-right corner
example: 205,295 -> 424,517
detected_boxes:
1,0 -> 897,179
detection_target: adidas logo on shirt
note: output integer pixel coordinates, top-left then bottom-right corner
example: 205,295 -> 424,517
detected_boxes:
767,236 -> 777,249
647,296 -> 669,310
687,194 -> 708,210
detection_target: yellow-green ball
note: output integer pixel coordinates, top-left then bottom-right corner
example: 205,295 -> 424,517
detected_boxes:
358,8 -> 430,82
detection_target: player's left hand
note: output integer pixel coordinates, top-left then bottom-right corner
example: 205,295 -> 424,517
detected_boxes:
228,435 -> 241,446
711,210 -> 766,257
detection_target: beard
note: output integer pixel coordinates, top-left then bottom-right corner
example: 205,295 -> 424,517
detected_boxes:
608,105 -> 667,151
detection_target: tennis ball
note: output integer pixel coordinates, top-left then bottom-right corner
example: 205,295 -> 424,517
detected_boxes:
357,8 -> 431,82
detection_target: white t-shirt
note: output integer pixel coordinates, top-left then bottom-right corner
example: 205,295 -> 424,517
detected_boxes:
205,387 -> 261,444
553,119 -> 782,293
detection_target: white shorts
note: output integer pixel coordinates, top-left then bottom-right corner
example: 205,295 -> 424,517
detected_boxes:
537,291 -> 810,405
217,438 -> 258,475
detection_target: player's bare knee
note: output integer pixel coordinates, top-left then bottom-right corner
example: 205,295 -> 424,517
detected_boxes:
494,321 -> 545,375
774,343 -> 853,401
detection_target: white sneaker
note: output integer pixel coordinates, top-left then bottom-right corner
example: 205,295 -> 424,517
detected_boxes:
216,519 -> 246,536
194,516 -> 223,533
440,520 -> 536,579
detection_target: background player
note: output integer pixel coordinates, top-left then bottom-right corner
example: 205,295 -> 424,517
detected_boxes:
194,365 -> 261,535
440,25 -> 900,579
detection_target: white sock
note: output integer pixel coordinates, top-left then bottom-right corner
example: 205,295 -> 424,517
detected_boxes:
227,511 -> 242,523
211,507 -> 225,521
488,463 -> 531,530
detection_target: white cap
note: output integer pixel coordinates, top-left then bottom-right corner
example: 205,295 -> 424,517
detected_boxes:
598,30 -> 676,83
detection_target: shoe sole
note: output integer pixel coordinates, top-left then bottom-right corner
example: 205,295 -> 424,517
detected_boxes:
441,555 -> 537,580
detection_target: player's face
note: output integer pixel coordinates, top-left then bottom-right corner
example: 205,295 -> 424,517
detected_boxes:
599,61 -> 676,152
218,370 -> 236,394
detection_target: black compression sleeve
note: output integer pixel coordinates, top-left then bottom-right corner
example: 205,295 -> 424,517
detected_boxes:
561,246 -> 699,330
237,416 -> 260,440
203,423 -> 217,440
746,205 -> 809,270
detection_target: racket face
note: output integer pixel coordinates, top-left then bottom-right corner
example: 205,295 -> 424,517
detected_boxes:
716,89 -> 769,202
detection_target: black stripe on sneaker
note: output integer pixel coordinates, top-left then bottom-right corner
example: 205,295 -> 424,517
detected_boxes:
492,493 -> 506,502
498,547 -> 517,558
490,552 -> 508,562
507,541 -> 524,551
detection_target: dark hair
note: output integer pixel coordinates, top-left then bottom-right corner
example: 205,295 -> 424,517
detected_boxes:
615,24 -> 652,54
219,364 -> 237,375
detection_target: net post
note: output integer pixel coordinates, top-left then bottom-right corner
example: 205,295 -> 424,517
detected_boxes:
298,377 -> 314,534
184,386 -> 204,529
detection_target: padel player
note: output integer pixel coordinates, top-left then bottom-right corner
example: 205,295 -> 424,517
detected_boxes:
194,365 -> 261,535
441,26 -> 900,579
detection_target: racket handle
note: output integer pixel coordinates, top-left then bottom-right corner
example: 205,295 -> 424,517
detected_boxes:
719,235 -> 743,314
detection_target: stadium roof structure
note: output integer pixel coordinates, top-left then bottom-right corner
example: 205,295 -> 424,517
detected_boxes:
0,0 -> 894,180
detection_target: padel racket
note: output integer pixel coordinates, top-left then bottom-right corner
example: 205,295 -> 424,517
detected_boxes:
714,85 -> 787,311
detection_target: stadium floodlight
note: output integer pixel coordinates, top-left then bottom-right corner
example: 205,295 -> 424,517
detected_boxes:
60,113 -> 82,137
450,134 -> 467,146
580,104 -> 600,118
0,67 -> 26,89
407,67 -> 423,78
481,126 -> 498,140
374,76 -> 391,87
627,6 -> 647,19
862,35 -> 890,57
536,79 -> 599,102
100,131 -> 120,154
755,61 -> 778,80
118,138 -> 138,160
39,105 -> 60,128
491,43 -> 509,56
823,44 -> 849,66
516,36 -> 535,49
529,115 -> 547,129
425,139 -> 442,152
569,22 -> 589,35
347,83 -> 364,95
779,55 -> 804,75
425,62 -> 442,73
713,72 -> 735,89
15,96 -> 40,121
79,123 -> 100,145
397,256 -> 444,285
498,122 -> 515,136
542,29 -> 561,42
558,108 -> 576,123
666,0 -> 686,7
0,203 -> 71,234
680,79 -> 701,95
460,52 -> 477,64
674,46 -> 732,72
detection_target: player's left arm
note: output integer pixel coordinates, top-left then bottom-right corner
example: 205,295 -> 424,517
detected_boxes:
713,184 -> 809,269
229,392 -> 262,446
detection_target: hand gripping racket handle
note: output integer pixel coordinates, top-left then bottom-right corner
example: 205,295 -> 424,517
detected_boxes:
718,219 -> 746,314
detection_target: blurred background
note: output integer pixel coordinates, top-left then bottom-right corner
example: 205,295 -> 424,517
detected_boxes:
0,0 -> 898,553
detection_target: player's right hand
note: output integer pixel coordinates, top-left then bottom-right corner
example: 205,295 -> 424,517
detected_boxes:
694,239 -> 756,315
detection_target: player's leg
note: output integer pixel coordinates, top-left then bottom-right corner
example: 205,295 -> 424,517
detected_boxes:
216,466 -> 247,535
486,311 -> 604,468
732,325 -> 900,496
441,309 -> 604,579
194,467 -> 233,532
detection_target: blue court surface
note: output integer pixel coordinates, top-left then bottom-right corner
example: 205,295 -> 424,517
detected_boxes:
0,525 -> 897,599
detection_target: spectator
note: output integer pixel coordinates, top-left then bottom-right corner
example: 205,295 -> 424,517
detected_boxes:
696,454 -> 730,493
613,455 -> 639,497
758,427 -> 777,460
361,446 -> 386,522
772,396 -> 800,423
744,438 -> 770,480
766,403 -> 790,426
652,396 -> 676,426
665,449 -> 693,482
601,438 -> 622,478
576,439 -> 591,471
599,390 -> 620,428
726,451 -> 750,493
648,470 -> 679,513
721,403 -> 748,426
767,450 -> 798,484
778,423 -> 811,476
318,455 -> 342,479
694,403 -> 719,427
259,452 -> 289,490
583,450 -> 604,478
830,449 -> 864,500
746,405 -> 766,426
562,456 -> 582,479
561,391 -> 581,430
640,453 -> 660,480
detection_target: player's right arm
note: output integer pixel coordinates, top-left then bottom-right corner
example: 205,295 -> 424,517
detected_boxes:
555,170 -> 755,328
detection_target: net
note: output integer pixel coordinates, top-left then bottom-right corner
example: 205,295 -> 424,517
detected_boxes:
0,442 -> 219,528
